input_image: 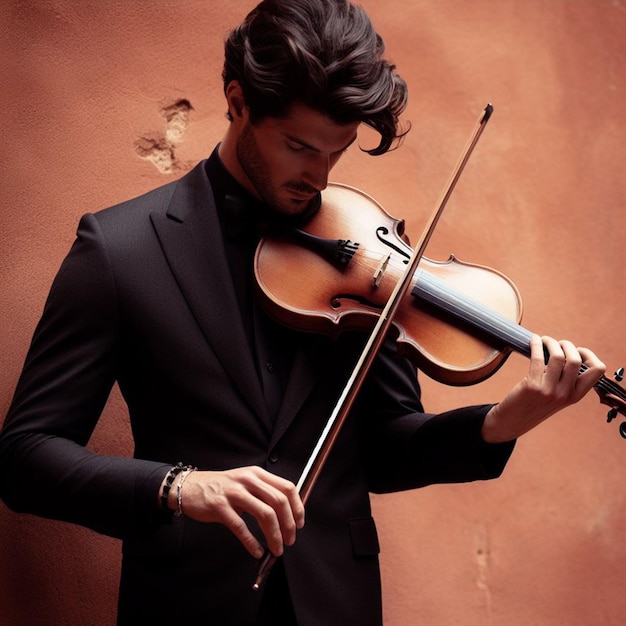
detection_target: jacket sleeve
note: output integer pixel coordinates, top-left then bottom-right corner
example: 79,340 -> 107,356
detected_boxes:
0,214 -> 169,539
357,336 -> 515,494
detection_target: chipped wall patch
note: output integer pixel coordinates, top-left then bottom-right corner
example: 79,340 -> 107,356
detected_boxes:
135,99 -> 193,173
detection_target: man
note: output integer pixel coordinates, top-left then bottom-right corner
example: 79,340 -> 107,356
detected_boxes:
0,0 -> 604,624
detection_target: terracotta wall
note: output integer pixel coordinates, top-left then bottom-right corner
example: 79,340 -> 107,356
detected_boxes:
1,1 -> 625,624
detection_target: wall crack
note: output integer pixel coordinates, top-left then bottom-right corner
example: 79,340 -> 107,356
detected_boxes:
474,525 -> 493,623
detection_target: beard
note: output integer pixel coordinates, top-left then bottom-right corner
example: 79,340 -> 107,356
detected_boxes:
236,122 -> 317,217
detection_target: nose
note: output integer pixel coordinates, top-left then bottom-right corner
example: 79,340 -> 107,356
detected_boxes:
304,154 -> 331,191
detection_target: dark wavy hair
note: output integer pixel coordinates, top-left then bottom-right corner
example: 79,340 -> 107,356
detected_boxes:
223,0 -> 409,155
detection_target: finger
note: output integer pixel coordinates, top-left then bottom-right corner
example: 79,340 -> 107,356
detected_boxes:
237,494 -> 286,557
539,335 -> 566,384
578,347 -> 605,378
219,507 -> 266,559
242,470 -> 304,550
574,346 -> 605,393
528,334 -> 548,377
254,469 -> 305,530
558,340 -> 582,383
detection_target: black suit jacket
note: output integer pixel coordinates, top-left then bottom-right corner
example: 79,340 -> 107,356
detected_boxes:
0,160 -> 514,625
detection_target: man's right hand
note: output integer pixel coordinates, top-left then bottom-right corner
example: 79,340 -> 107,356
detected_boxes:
163,466 -> 305,558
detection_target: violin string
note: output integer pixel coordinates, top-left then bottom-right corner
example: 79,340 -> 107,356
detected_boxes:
353,248 -> 411,277
595,372 -> 625,397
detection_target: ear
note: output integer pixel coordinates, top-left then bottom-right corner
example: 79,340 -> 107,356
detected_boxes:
225,80 -> 248,122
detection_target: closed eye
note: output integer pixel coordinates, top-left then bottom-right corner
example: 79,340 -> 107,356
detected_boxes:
286,141 -> 306,153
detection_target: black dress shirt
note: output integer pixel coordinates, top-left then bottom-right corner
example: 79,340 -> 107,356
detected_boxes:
205,149 -> 294,423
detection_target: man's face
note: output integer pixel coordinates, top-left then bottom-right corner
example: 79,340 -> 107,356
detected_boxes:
235,102 -> 359,217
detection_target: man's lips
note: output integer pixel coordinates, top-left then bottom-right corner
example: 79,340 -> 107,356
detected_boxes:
286,187 -> 317,201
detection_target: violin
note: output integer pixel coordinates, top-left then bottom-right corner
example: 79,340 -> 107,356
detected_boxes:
255,182 -> 626,435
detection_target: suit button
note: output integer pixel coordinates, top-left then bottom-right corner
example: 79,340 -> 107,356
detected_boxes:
269,451 -> 279,463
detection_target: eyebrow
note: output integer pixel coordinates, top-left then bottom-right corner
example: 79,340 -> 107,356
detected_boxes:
285,133 -> 358,154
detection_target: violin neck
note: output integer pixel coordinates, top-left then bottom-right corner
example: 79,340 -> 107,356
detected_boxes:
411,269 -> 626,421
412,269 -> 533,357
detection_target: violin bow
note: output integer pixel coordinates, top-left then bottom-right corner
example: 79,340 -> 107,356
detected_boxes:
253,103 -> 495,590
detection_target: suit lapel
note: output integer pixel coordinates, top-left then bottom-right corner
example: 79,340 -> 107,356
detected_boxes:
150,162 -> 272,427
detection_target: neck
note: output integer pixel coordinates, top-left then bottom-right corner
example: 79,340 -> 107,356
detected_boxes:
218,128 -> 260,201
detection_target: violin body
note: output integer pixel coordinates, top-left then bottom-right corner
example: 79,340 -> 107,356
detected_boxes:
255,183 -> 523,386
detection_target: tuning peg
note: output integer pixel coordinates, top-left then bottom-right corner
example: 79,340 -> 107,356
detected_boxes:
620,422 -> 626,439
615,367 -> 624,382
607,408 -> 618,423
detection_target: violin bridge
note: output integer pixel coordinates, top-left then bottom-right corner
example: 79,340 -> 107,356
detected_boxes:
373,254 -> 391,287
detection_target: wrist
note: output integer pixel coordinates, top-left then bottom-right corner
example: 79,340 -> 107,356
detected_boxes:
481,404 -> 514,444
158,463 -> 196,517
158,463 -> 189,514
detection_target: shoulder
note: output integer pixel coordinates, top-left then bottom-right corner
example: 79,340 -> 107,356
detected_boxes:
94,161 -> 211,229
